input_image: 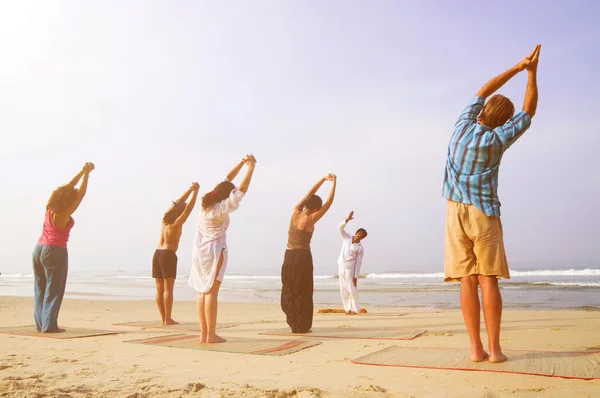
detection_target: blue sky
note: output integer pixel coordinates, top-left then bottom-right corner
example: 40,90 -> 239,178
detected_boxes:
1,0 -> 598,275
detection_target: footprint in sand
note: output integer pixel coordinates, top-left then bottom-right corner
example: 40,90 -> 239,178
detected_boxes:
0,365 -> 11,370
355,385 -> 387,393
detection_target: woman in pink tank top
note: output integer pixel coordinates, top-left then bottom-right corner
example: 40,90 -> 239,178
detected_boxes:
32,162 -> 95,333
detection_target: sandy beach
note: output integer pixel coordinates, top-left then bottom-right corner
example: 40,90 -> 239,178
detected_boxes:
1,297 -> 599,397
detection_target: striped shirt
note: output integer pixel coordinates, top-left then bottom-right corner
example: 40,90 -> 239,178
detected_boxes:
443,96 -> 532,216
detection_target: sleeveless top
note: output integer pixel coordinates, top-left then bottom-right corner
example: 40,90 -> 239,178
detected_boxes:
287,219 -> 313,251
38,209 -> 74,249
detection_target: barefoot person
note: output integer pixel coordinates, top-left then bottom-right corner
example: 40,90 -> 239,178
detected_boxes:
189,155 -> 257,343
281,174 -> 337,333
337,211 -> 367,315
153,182 -> 200,325
443,45 -> 540,363
32,162 -> 95,333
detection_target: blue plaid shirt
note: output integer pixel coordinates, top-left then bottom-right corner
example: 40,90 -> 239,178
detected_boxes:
443,96 -> 532,216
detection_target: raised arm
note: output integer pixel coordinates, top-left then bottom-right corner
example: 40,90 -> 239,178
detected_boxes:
66,169 -> 85,188
309,174 -> 337,223
522,45 -> 540,118
226,155 -> 251,182
476,64 -> 521,99
63,162 -> 94,216
175,185 -> 194,204
294,176 -> 327,212
338,211 -> 353,239
238,154 -> 256,194
174,183 -> 200,225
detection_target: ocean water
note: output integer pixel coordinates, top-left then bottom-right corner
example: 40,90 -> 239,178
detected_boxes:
1,268 -> 599,311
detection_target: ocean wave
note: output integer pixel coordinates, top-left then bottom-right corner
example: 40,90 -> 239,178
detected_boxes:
0,273 -> 34,279
365,272 -> 445,279
531,282 -> 600,287
511,268 -> 600,277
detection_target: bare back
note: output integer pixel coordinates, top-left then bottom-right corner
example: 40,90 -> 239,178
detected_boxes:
291,209 -> 316,232
158,222 -> 183,252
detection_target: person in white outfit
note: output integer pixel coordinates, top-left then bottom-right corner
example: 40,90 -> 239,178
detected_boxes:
189,154 -> 257,343
337,211 -> 367,315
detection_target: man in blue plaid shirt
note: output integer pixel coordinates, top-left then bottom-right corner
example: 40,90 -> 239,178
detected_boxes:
443,45 -> 541,363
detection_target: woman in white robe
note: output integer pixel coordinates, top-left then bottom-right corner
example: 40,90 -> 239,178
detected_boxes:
189,154 -> 257,343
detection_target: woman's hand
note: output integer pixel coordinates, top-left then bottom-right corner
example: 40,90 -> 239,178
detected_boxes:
83,162 -> 95,173
245,154 -> 257,166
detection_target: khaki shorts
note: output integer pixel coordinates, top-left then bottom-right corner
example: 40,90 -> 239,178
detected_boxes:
444,201 -> 509,282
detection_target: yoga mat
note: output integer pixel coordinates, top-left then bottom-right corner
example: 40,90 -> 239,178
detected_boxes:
124,334 -> 321,356
351,346 -> 600,380
0,325 -> 120,340
259,327 -> 425,340
317,309 -> 408,317
113,321 -> 239,331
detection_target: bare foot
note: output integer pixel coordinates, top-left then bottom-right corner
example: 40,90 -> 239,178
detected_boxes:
43,328 -> 66,334
164,319 -> 179,325
470,350 -> 489,362
348,311 -> 358,316
206,334 -> 227,343
489,352 -> 508,363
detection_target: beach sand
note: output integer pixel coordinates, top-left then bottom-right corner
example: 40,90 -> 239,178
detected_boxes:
1,296 -> 599,397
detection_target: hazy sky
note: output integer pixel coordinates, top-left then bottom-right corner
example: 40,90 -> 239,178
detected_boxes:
1,1 -> 598,276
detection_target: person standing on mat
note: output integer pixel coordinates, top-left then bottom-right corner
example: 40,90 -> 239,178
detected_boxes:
443,45 -> 540,363
281,173 -> 337,333
32,162 -> 95,333
189,154 -> 257,343
337,211 -> 367,315
153,182 -> 199,325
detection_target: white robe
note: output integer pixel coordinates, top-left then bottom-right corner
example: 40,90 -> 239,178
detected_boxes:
337,220 -> 364,313
188,185 -> 245,293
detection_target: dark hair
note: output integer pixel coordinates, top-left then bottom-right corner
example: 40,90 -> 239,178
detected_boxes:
46,185 -> 78,213
356,228 -> 368,238
163,201 -> 186,224
202,180 -> 235,210
304,195 -> 322,210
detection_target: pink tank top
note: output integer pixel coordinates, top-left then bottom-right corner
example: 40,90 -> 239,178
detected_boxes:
37,209 -> 74,249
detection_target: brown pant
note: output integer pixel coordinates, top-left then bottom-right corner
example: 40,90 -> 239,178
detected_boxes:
444,201 -> 509,282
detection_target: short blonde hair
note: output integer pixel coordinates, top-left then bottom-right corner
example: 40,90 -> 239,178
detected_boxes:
480,94 -> 515,129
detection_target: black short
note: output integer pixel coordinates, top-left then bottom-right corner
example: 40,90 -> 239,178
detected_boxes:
152,249 -> 178,279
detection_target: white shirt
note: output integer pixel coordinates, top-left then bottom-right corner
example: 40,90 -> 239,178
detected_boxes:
337,220 -> 364,278
189,180 -> 245,293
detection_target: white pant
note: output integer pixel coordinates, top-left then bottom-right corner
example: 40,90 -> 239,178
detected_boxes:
339,267 -> 359,313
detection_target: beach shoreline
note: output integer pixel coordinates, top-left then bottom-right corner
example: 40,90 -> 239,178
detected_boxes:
1,296 -> 599,397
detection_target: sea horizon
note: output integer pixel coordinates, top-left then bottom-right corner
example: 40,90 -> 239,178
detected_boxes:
2,266 -> 599,311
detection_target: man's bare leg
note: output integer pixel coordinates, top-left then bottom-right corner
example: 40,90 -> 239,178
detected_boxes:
163,277 -> 178,325
197,292 -> 208,342
479,275 -> 507,363
154,278 -> 166,324
460,275 -> 488,362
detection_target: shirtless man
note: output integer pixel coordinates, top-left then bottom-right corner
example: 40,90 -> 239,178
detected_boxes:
153,182 -> 199,325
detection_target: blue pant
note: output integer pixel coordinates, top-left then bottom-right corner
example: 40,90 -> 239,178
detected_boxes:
32,244 -> 68,332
